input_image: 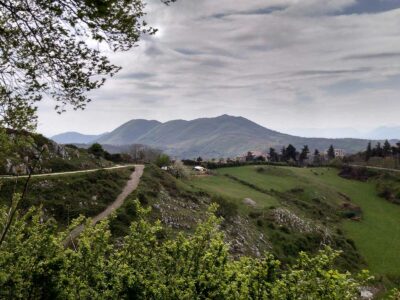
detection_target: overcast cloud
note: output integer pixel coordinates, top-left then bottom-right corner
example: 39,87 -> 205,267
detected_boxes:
37,0 -> 400,136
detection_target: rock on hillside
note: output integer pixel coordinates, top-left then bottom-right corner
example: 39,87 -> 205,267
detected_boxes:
0,130 -> 113,175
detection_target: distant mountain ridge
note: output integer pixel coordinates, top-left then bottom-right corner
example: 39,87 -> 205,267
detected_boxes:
52,132 -> 106,144
367,126 -> 400,140
95,119 -> 161,145
286,126 -> 400,140
84,115 -> 393,158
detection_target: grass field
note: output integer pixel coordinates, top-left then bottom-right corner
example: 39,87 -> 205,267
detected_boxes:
190,165 -> 400,285
189,174 -> 278,209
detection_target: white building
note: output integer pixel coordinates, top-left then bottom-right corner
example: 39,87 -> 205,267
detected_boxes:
193,166 -> 207,173
324,148 -> 346,158
334,149 -> 346,158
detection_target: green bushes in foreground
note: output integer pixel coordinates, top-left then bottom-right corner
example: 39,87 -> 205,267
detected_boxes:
0,202 -> 373,299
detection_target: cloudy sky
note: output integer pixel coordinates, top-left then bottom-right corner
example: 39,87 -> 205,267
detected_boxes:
38,0 -> 400,137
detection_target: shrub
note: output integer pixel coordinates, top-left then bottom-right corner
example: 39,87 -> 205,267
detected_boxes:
256,166 -> 266,173
155,154 -> 170,167
88,143 -> 105,158
0,204 -> 372,299
211,196 -> 238,220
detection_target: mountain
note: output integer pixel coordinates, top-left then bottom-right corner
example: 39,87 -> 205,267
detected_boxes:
52,131 -> 105,144
95,119 -> 161,145
366,126 -> 400,140
286,126 -> 400,140
93,115 -> 383,158
284,127 -> 362,139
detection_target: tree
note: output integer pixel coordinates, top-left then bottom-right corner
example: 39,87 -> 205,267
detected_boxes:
280,146 -> 286,162
128,144 -> 162,163
365,142 -> 372,162
383,140 -> 392,157
313,149 -> 321,165
171,160 -> 189,179
299,145 -> 309,164
155,154 -> 170,167
245,151 -> 254,162
285,144 -> 297,161
269,148 -> 278,162
0,0 -> 173,129
327,145 -> 335,160
374,142 -> 383,157
196,157 -> 203,163
88,143 -> 104,158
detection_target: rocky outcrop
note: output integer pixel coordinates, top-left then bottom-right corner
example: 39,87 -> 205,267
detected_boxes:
271,208 -> 320,233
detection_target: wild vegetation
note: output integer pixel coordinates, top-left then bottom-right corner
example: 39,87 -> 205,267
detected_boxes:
0,201 -> 374,299
0,131 -> 119,176
348,140 -> 400,169
0,168 -> 133,228
190,165 -> 400,296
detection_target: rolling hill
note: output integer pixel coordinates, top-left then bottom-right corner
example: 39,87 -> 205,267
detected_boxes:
90,115 -> 381,158
52,131 -> 105,144
95,119 -> 161,145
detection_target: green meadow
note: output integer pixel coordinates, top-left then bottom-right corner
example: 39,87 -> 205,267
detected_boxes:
191,165 -> 400,282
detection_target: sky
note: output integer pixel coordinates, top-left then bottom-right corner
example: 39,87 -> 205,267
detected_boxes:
37,0 -> 400,137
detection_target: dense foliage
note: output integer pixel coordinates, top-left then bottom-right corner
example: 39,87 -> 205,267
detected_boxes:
0,203 -> 371,299
346,141 -> 400,170
0,0 -> 173,129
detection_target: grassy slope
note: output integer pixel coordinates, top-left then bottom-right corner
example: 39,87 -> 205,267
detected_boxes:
40,148 -> 115,173
190,174 -> 278,209
0,168 -> 133,228
110,164 -> 210,237
318,171 -> 400,278
191,165 -> 400,283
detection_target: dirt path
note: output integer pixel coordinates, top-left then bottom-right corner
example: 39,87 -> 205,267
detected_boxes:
0,164 -> 138,179
64,165 -> 144,247
349,164 -> 400,173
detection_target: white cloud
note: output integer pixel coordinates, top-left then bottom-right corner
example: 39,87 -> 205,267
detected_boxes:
38,0 -> 400,136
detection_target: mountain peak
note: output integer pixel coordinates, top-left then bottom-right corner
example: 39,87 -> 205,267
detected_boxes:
52,115 -> 378,158
216,114 -> 239,119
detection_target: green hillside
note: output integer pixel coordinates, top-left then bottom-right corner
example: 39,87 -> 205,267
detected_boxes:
189,165 -> 400,290
0,168 -> 133,228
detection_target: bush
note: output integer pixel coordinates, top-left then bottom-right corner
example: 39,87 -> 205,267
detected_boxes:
155,154 -> 170,167
0,204 -> 372,299
88,143 -> 105,158
211,196 -> 238,220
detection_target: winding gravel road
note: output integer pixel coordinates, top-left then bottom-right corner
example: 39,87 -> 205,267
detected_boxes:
63,164 -> 144,247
